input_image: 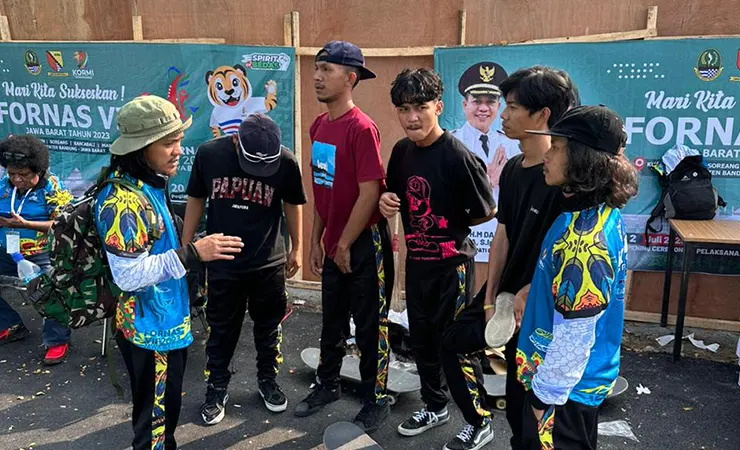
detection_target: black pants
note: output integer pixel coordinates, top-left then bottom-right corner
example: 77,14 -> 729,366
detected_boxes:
522,396 -> 599,450
117,335 -> 187,450
317,223 -> 393,404
506,331 -> 529,449
406,259 -> 492,427
205,264 -> 287,388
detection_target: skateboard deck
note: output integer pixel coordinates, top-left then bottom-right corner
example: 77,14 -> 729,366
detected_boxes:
483,373 -> 507,410
609,376 -> 629,398
481,374 -> 627,411
301,347 -> 420,404
323,421 -> 384,450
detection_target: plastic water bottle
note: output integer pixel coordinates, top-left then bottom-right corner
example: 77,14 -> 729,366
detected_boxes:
12,252 -> 43,285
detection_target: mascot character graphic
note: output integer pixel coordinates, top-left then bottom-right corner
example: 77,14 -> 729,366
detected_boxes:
205,64 -> 278,137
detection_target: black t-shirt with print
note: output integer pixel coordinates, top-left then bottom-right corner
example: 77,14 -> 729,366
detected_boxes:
496,153 -> 563,295
386,131 -> 495,272
187,137 -> 306,278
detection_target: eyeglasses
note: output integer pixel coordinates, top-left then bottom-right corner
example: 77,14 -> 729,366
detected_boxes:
1,152 -> 28,163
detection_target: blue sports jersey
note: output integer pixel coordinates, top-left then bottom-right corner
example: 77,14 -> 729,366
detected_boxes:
0,175 -> 72,256
516,203 -> 628,408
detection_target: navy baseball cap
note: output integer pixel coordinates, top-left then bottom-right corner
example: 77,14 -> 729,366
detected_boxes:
526,105 -> 626,155
237,113 -> 282,178
315,40 -> 376,80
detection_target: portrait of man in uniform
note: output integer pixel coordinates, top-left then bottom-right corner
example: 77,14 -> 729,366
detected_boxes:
450,61 -> 520,261
450,61 -> 520,189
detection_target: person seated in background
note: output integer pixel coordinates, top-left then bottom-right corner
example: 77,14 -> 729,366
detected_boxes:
0,134 -> 73,365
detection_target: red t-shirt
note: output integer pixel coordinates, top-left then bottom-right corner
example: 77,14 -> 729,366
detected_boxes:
310,106 -> 385,258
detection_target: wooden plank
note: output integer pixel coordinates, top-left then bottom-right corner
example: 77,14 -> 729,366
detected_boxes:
296,46 -> 435,57
147,38 -> 225,44
625,310 -> 740,333
512,27 -> 656,45
458,9 -> 466,46
0,15 -> 10,41
132,15 -> 143,41
11,39 -> 223,44
283,12 -> 292,46
669,219 -> 740,245
646,5 -> 658,33
287,279 -> 320,291
649,34 -> 740,40
291,10 -> 303,281
390,217 -> 403,311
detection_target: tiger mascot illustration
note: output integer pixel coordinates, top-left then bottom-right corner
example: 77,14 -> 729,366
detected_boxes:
205,64 -> 277,138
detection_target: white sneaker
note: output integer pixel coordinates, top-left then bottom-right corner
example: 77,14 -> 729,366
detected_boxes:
484,292 -> 516,348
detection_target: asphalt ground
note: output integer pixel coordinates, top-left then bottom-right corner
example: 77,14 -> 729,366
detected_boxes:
1,294 -> 739,450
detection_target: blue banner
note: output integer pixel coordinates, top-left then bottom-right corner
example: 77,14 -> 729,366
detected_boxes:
0,43 -> 295,203
436,39 -> 740,274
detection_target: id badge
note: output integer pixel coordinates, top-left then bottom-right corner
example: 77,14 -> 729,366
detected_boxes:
6,231 -> 20,254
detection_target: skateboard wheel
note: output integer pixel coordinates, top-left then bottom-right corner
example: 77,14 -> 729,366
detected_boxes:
496,398 -> 506,410
387,394 -> 397,406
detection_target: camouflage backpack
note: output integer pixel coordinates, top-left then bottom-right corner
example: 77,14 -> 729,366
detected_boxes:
28,176 -> 156,329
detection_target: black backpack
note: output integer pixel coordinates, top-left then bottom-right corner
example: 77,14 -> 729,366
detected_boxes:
645,155 -> 725,245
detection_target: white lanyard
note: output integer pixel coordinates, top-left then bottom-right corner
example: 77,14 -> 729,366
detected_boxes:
10,186 -> 32,216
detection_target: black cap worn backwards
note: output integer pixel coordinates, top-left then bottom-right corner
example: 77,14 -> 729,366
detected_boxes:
237,113 -> 282,178
526,105 -> 626,155
315,40 -> 376,80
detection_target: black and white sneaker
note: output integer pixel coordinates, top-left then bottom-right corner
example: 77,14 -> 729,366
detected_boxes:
200,384 -> 229,426
443,422 -> 494,450
258,378 -> 288,413
397,406 -> 450,436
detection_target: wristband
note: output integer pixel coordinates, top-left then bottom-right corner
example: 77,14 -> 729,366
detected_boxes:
189,242 -> 203,262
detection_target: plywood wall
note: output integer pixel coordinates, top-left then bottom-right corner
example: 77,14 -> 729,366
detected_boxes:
2,0 -> 740,307
4,0 -> 738,44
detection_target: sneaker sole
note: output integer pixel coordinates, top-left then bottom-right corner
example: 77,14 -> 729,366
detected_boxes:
442,429 -> 494,450
259,389 -> 288,413
397,415 -> 450,437
43,356 -> 66,366
484,293 -> 516,348
201,394 -> 229,426
0,329 -> 30,345
484,317 -> 516,348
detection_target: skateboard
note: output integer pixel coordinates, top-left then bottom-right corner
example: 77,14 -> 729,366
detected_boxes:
323,421 -> 384,450
300,347 -> 420,405
483,373 -> 508,410
608,375 -> 629,398
483,374 -> 628,411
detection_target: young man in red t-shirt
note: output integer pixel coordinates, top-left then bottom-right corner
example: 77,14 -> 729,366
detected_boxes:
294,41 -> 394,433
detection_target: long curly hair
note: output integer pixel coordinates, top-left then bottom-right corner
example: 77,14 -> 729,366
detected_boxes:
563,141 -> 639,209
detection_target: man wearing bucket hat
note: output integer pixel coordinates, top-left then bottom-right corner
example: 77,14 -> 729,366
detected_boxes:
95,95 -> 243,450
181,112 -> 306,424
